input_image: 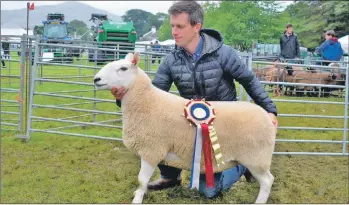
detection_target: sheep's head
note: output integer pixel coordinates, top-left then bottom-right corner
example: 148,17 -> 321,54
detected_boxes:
93,52 -> 140,90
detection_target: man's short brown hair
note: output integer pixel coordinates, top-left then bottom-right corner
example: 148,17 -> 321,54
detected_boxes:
286,23 -> 293,28
168,0 -> 204,26
325,30 -> 335,37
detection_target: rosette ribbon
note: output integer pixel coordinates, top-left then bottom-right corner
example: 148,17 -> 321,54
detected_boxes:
183,99 -> 225,190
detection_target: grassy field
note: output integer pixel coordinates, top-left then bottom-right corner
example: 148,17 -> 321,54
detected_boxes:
1,53 -> 348,203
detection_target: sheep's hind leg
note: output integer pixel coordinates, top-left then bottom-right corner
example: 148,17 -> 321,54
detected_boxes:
132,158 -> 155,204
247,168 -> 274,204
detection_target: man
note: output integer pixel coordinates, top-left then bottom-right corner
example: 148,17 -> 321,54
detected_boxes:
316,30 -> 344,66
1,41 -> 6,68
1,37 -> 10,60
111,0 -> 278,198
279,23 -> 300,76
152,40 -> 161,64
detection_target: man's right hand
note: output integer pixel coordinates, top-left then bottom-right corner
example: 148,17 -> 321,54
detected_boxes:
111,86 -> 127,100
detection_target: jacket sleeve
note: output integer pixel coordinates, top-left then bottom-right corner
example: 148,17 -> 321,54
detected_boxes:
338,43 -> 344,59
295,36 -> 300,58
316,41 -> 329,56
221,47 -> 278,116
151,55 -> 173,92
115,55 -> 174,107
280,36 -> 283,53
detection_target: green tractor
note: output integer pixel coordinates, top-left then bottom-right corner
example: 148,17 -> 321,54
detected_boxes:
88,14 -> 137,64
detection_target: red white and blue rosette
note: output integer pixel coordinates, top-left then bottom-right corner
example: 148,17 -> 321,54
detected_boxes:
183,99 -> 225,190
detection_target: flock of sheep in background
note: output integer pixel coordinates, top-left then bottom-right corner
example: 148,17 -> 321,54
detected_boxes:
254,60 -> 346,98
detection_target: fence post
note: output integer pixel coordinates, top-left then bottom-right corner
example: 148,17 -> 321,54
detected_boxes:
94,42 -> 98,65
7,40 -> 12,86
145,45 -> 148,72
17,36 -> 27,135
28,38 -> 33,104
19,36 -> 40,141
117,44 -> 120,60
92,43 -> 98,123
39,61 -> 43,86
342,63 -> 349,155
93,65 -> 97,123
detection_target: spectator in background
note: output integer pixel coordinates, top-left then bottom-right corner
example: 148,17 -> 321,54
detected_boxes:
279,23 -> 300,76
316,30 -> 344,66
152,40 -> 161,64
1,37 -> 10,60
1,45 -> 6,68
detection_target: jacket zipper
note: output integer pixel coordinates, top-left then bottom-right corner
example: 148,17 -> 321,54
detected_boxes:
192,52 -> 210,99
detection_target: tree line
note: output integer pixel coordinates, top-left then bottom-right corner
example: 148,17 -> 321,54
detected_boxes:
158,1 -> 349,51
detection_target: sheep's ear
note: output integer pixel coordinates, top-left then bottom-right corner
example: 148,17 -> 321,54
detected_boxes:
131,52 -> 140,66
125,53 -> 134,62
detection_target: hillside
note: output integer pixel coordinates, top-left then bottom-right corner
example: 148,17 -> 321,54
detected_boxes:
1,1 -> 121,29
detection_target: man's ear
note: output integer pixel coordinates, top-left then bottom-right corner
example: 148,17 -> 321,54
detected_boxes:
132,52 -> 140,66
195,23 -> 202,32
125,53 -> 134,62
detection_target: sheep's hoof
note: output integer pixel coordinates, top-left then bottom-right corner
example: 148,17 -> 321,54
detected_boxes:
132,190 -> 144,204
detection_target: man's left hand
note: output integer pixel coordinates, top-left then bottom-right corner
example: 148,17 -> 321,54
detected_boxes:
268,113 -> 278,132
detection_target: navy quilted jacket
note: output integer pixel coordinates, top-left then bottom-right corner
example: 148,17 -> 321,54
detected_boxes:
118,29 -> 277,115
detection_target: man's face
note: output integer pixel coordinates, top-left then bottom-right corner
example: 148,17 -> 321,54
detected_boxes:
286,27 -> 293,34
170,13 -> 201,47
325,34 -> 332,40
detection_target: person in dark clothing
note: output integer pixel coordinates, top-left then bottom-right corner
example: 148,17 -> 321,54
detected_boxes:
152,40 -> 161,64
279,24 -> 300,76
111,0 -> 278,198
1,38 -> 10,60
1,42 -> 6,68
1,58 -> 5,68
316,30 -> 344,66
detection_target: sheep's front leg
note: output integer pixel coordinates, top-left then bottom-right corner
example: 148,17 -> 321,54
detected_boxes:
132,158 -> 155,204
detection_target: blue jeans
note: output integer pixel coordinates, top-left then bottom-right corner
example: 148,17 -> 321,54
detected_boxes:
159,164 -> 247,198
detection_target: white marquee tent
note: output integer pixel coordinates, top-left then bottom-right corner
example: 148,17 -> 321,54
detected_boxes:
338,35 -> 348,55
1,28 -> 33,36
135,39 -> 175,53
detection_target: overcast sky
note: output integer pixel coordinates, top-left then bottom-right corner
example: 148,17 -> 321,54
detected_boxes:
1,1 -> 175,16
1,1 -> 292,16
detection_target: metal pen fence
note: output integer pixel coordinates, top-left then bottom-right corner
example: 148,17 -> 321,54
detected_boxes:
14,37 -> 170,142
1,34 -> 348,156
253,60 -> 348,156
1,36 -> 28,134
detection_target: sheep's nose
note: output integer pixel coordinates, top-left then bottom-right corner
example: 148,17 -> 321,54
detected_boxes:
94,77 -> 101,83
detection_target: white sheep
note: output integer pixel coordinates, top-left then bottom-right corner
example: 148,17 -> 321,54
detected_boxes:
93,52 -> 276,204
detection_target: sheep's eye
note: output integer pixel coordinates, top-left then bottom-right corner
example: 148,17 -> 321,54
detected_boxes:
120,67 -> 128,71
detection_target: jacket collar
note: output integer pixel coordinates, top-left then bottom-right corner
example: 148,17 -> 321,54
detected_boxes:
172,28 -> 224,58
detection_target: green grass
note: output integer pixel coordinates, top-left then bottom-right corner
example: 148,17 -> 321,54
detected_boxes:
1,54 -> 348,203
